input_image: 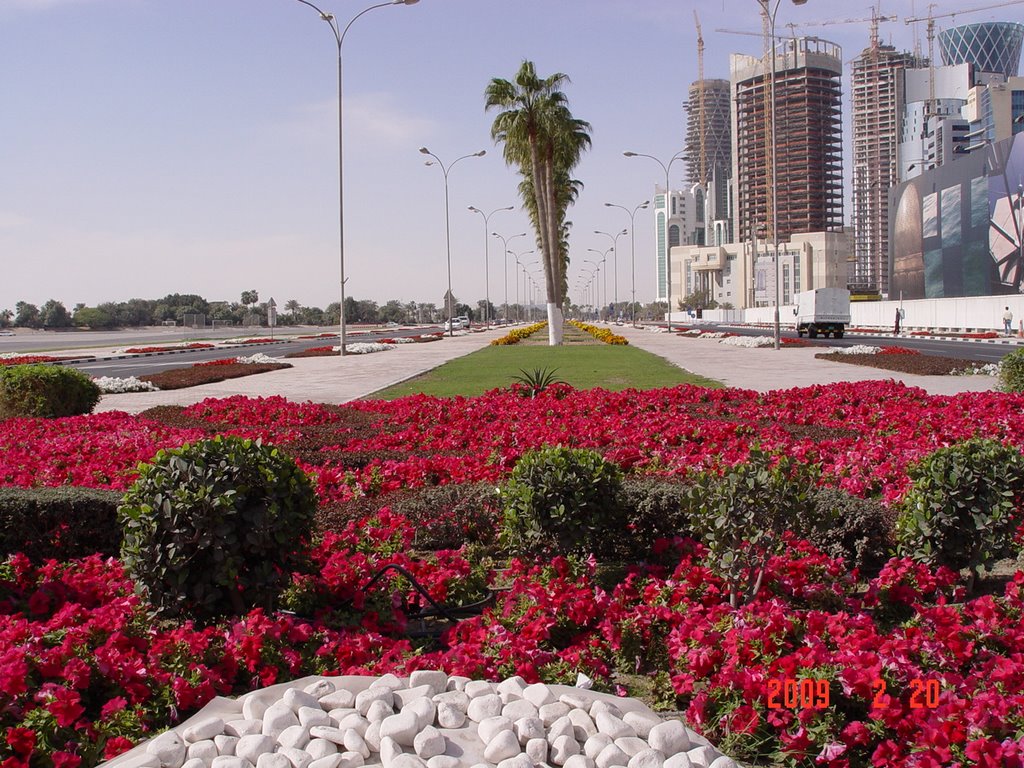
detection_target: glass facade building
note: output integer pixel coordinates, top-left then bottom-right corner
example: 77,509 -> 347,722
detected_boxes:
938,22 -> 1024,80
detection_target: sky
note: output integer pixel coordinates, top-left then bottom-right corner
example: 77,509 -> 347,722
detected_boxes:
1,0 -> 1019,315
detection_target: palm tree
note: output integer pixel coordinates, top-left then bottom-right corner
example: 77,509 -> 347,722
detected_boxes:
486,60 -> 591,346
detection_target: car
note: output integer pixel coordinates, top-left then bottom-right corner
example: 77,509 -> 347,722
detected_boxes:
0,330 -> 14,336
444,316 -> 470,331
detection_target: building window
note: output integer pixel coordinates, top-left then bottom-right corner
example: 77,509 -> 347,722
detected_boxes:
669,225 -> 680,248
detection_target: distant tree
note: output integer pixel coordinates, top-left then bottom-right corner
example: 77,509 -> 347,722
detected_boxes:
73,306 -> 116,329
324,302 -> 341,326
477,299 -> 497,323
379,300 -> 405,324
454,303 -> 473,320
680,290 -> 717,311
355,300 -> 379,324
40,299 -> 72,328
420,303 -> 439,323
285,299 -> 301,323
13,302 -> 41,329
240,290 -> 259,308
0,309 -> 12,328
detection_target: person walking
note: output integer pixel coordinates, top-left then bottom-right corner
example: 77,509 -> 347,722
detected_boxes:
1003,307 -> 1014,336
894,307 -> 902,336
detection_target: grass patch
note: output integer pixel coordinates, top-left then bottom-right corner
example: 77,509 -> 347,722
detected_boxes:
369,341 -> 721,399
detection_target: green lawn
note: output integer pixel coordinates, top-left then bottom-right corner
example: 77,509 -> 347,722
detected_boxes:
370,341 -> 722,399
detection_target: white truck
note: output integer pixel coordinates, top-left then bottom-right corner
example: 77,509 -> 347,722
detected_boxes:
793,288 -> 851,339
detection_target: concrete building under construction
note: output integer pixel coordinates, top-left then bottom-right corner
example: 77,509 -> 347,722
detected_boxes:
850,44 -> 921,297
684,78 -> 732,244
730,36 -> 845,249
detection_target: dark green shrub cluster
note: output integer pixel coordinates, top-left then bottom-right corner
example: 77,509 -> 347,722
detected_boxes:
500,446 -> 624,558
0,364 -> 101,419
386,483 -> 501,550
118,436 -> 316,622
1000,347 -> 1024,392
616,476 -> 695,560
896,438 -> 1024,589
800,487 -> 896,578
0,487 -> 123,560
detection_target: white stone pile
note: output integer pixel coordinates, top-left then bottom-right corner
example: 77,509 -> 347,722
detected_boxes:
104,674 -> 735,768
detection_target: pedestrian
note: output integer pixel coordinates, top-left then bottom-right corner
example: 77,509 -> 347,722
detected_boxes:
1004,307 -> 1014,336
894,307 -> 901,335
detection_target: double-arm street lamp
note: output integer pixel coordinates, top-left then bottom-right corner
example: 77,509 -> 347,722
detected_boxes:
468,205 -> 513,327
510,249 -> 535,321
624,150 -> 688,332
583,258 -> 602,315
420,147 -> 486,336
604,200 -> 650,326
493,232 -> 527,321
294,0 -> 419,356
758,0 -> 808,349
594,228 -> 628,311
587,247 -> 612,320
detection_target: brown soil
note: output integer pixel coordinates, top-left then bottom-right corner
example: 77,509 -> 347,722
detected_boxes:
815,352 -> 983,376
139,362 -> 292,390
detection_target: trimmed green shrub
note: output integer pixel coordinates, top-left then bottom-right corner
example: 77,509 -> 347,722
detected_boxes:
617,476 -> 695,559
0,486 -> 123,560
118,436 -> 317,622
895,438 -> 1024,589
500,446 -> 624,558
801,487 -> 895,577
0,364 -> 101,419
387,482 -> 501,550
686,447 -> 818,607
1000,347 -> 1024,393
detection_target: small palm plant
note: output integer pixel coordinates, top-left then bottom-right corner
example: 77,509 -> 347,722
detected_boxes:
511,367 -> 563,397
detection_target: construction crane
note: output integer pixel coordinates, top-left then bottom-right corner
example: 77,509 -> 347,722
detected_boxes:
783,7 -> 898,49
694,10 -> 708,188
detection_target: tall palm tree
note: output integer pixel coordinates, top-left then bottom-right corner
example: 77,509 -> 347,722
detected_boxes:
486,60 -> 591,346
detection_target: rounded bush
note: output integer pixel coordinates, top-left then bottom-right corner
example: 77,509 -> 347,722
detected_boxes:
1000,347 -> 1024,392
895,438 -> 1024,585
499,446 -> 623,558
118,435 -> 317,621
0,364 -> 101,419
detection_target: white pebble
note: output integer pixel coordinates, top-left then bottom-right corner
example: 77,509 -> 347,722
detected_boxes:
483,730 -> 523,763
622,712 -> 661,740
499,755 -> 534,768
379,711 -> 420,747
547,716 -> 576,745
501,699 -> 538,721
328,710 -> 357,727
356,688 -> 394,716
432,691 -> 470,712
371,674 -> 405,691
262,704 -> 299,740
446,677 -> 470,692
306,740 -> 338,761
277,747 -> 313,768
394,686 -> 434,709
308,757 -> 342,768
214,736 -> 238,756
379,737 -> 403,768
584,734 -> 613,760
496,677 -> 528,697
211,758 -> 248,768
551,735 -> 581,765
525,738 -> 548,764
186,741 -> 218,764
413,726 -> 446,760
522,683 -> 556,708
540,702 -> 571,726
184,718 -> 225,743
390,756 -> 427,768
409,670 -> 449,697
338,752 -> 365,768
305,680 -> 337,699
564,756 -> 596,768
257,755 -> 292,768
615,738 -> 650,758
594,712 -> 634,740
559,694 -> 592,711
277,726 -> 310,750
182,759 -> 206,768
427,757 -> 459,768
365,700 -> 393,724
596,744 -> 630,768
336,715 -> 370,737
284,689 -> 321,713
299,707 -> 331,729
463,681 -> 494,699
648,722 -> 690,756
364,721 -> 382,752
513,717 -> 545,746
243,698 -> 271,722
436,702 -> 466,729
147,731 -> 186,768
662,755 -> 692,768
589,701 -> 623,720
568,709 -> 598,740
466,694 -> 501,723
343,730 -> 370,759
405,698 -> 436,731
628,749 -> 665,768
235,734 -> 275,764
308,727 -> 346,745
684,747 -> 717,768
319,691 -> 356,711
478,715 -> 513,745
225,721 -> 263,739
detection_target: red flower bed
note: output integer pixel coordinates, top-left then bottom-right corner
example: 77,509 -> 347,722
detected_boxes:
0,356 -> 91,366
879,346 -> 921,355
193,357 -> 241,367
122,344 -> 215,353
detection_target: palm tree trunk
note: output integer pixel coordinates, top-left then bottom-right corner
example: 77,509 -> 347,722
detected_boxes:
542,152 -> 563,345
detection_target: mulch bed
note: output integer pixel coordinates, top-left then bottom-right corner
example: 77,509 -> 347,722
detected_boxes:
285,346 -> 337,359
139,362 -> 291,390
815,352 -> 980,376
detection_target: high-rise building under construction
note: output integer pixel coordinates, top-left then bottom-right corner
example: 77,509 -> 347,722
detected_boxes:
685,78 -> 732,244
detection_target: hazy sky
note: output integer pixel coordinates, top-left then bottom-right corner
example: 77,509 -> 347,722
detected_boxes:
0,0 -> 1010,313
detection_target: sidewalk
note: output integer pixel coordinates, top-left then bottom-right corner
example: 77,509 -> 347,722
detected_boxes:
614,324 -> 999,395
94,329 -> 508,414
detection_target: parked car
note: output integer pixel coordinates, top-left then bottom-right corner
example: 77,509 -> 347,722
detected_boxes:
0,330 -> 14,336
444,316 -> 470,331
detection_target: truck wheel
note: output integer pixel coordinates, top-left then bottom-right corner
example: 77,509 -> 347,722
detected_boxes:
797,329 -> 804,337
808,327 -> 818,339
834,330 -> 844,339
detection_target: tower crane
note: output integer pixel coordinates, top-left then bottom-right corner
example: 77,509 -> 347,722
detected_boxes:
694,10 -> 708,188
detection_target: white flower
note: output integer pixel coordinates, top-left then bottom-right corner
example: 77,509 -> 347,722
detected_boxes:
836,344 -> 882,355
389,337 -> 416,344
682,329 -> 702,336
700,331 -> 729,339
345,342 -> 396,354
94,376 -> 159,393
236,353 -> 280,365
720,335 -> 774,347
955,362 -> 1001,376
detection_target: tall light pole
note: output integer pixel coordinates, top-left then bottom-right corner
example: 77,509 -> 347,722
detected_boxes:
468,205 -> 513,328
420,147 -> 486,336
522,260 -> 539,322
605,200 -> 649,326
624,150 -> 688,332
757,0 -> 809,349
583,258 -> 601,316
511,249 -> 535,322
595,228 -> 628,313
588,248 -> 612,320
493,231 -> 527,322
294,0 -> 419,356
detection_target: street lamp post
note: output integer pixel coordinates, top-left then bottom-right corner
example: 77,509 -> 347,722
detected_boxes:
493,232 -> 527,322
510,249 -> 535,322
757,0 -> 809,349
420,147 -> 486,336
294,0 -> 419,356
595,228 -> 628,314
605,200 -> 649,326
468,206 -> 513,328
588,248 -> 612,321
624,150 -> 688,332
583,258 -> 601,316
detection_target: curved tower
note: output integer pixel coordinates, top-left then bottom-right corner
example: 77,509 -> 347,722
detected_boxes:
938,21 -> 1024,80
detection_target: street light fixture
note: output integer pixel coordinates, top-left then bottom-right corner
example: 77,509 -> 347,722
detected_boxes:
294,0 -> 419,356
493,231 -> 527,322
757,0 -> 809,349
624,150 -> 688,332
594,228 -> 628,312
583,258 -> 601,314
605,200 -> 649,326
587,247 -> 612,320
468,205 -> 513,327
420,147 -> 486,336
510,249 -> 535,322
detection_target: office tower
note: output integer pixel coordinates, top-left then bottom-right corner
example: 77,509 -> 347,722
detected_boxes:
685,78 -> 732,244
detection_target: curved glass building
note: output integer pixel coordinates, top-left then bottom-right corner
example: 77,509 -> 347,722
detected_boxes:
938,22 -> 1024,79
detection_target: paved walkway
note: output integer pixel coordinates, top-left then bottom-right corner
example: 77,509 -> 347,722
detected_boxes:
92,323 -> 999,413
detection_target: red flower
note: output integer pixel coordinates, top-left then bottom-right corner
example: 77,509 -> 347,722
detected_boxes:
51,752 -> 81,768
103,737 -> 134,760
46,689 -> 85,728
99,697 -> 128,720
5,728 -> 35,757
